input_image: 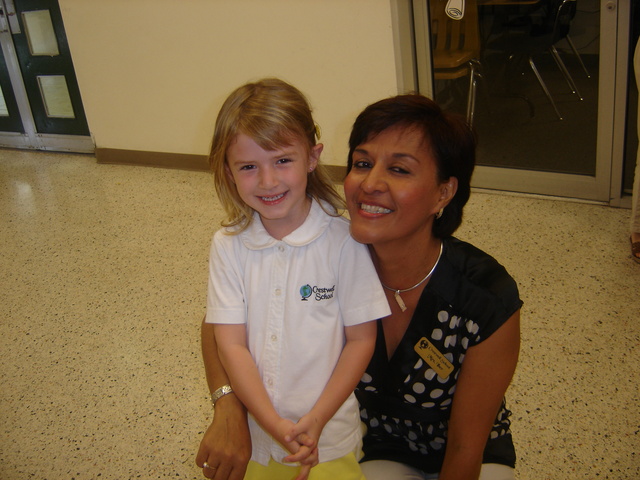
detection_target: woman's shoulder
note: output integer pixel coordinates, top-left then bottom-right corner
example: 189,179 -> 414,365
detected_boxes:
442,237 -> 515,285
434,237 -> 522,326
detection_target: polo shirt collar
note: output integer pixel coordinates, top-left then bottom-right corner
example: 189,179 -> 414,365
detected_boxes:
239,198 -> 332,250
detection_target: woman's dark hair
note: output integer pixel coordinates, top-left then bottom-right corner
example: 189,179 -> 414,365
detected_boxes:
347,94 -> 476,238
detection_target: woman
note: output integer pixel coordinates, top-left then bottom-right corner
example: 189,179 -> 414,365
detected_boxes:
197,94 -> 522,480
345,95 -> 521,480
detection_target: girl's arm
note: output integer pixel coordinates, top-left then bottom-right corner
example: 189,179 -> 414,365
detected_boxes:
284,320 -> 377,456
214,324 -> 313,459
196,319 -> 251,480
438,310 -> 521,480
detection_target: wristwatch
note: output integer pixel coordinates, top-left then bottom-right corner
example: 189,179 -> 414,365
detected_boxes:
210,384 -> 233,407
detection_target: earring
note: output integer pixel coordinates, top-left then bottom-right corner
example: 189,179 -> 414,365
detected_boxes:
436,208 -> 444,219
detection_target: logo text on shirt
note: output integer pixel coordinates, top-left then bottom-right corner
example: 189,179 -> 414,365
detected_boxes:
299,284 -> 335,301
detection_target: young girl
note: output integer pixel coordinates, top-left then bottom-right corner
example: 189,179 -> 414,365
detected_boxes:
203,78 -> 390,480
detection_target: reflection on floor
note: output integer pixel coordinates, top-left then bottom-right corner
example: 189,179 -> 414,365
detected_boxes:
1,150 -> 639,479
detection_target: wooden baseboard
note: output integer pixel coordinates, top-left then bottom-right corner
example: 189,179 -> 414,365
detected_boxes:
95,147 -> 347,182
96,148 -> 209,171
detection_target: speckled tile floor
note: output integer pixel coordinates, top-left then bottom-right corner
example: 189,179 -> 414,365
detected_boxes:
1,150 -> 639,480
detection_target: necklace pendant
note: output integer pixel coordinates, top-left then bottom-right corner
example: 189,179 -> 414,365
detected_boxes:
394,290 -> 407,312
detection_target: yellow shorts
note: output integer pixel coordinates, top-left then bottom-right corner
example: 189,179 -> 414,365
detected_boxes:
245,452 -> 365,480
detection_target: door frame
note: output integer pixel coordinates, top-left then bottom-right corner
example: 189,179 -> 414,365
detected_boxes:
609,0 -> 633,209
406,0 -> 628,205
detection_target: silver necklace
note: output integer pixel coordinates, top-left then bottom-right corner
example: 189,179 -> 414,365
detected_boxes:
380,242 -> 443,312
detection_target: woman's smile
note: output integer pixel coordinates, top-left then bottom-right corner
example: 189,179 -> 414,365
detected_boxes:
359,202 -> 393,215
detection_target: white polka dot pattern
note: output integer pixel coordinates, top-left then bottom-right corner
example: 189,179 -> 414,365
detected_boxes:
357,306 -> 513,460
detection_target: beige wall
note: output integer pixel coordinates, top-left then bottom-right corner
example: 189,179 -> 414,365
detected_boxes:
58,0 -> 401,167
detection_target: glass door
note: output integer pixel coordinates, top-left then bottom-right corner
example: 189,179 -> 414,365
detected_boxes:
412,0 -> 626,203
0,0 -> 92,152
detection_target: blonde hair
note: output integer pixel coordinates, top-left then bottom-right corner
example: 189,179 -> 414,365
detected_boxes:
209,78 -> 344,232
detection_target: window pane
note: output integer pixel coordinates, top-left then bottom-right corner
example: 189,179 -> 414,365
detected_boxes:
22,10 -> 60,56
37,75 -> 75,118
429,0 -> 598,176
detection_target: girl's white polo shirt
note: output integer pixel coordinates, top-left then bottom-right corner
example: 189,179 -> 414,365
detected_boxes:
206,199 -> 390,466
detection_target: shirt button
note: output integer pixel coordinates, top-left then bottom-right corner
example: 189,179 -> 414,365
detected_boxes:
278,245 -> 285,252
275,288 -> 281,296
267,379 -> 273,386
271,335 -> 277,342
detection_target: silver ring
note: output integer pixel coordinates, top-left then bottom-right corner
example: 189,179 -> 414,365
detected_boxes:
203,462 -> 216,470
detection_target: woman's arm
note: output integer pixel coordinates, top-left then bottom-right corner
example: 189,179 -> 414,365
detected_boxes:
439,310 -> 521,480
284,321 -> 377,455
196,319 -> 251,480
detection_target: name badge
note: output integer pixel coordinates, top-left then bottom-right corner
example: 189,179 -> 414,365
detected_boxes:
414,337 -> 454,379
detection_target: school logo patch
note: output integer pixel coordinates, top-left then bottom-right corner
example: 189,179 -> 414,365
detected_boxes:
299,284 -> 335,301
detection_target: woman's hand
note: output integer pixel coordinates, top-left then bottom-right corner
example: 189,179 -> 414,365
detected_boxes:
196,395 -> 252,480
198,319 -> 252,479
